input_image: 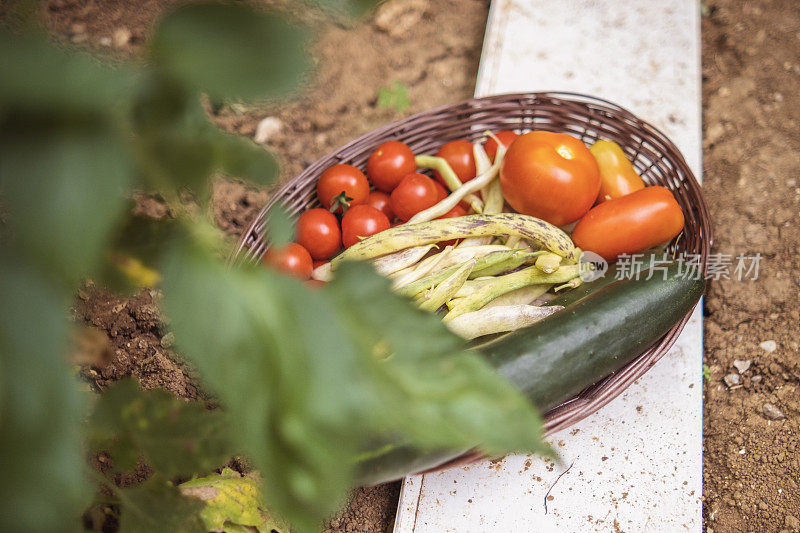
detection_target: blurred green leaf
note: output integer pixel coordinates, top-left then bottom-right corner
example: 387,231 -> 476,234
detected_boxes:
117,479 -> 205,533
0,258 -> 90,531
162,228 -> 549,532
150,3 -> 311,100
0,30 -> 140,111
0,112 -> 133,287
264,203 -> 295,247
162,229 -> 367,531
130,83 -> 216,195
98,209 -> 180,293
89,379 -> 232,479
216,133 -> 279,187
130,79 -> 278,195
180,468 -> 290,533
326,262 -> 551,456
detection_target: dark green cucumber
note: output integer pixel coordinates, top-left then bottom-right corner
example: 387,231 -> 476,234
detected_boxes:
481,261 -> 704,412
356,262 -> 704,484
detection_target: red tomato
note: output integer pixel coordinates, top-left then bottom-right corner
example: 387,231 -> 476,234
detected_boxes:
435,139 -> 476,184
295,208 -> 341,260
366,141 -> 416,192
500,131 -> 600,226
312,259 -> 328,270
571,186 -> 685,260
263,242 -> 313,279
341,205 -> 390,248
390,173 -> 440,222
365,190 -> 394,221
433,180 -> 448,201
485,130 -> 519,160
316,164 -> 369,213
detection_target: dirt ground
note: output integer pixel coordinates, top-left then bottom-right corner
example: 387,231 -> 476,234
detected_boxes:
41,0 -> 800,531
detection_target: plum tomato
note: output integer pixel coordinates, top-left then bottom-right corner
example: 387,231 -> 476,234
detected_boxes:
571,186 -> 685,260
434,139 -> 476,184
341,205 -> 391,248
295,208 -> 341,260
366,140 -> 416,192
316,164 -> 369,213
365,190 -> 394,221
485,130 -> 519,160
390,173 -> 440,222
263,242 -> 313,279
499,131 -> 600,226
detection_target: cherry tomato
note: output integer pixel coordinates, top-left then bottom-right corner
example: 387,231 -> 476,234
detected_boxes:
434,139 -> 476,184
263,242 -> 313,279
571,186 -> 685,261
485,130 -> 519,160
316,164 -> 369,213
390,173 -> 440,222
366,141 -> 416,192
341,205 -> 390,248
295,208 -> 341,260
589,140 -> 646,203
500,131 -> 600,226
433,180 -> 448,201
365,190 -> 394,221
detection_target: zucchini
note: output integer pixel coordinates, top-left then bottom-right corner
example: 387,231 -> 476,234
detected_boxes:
356,262 -> 704,484
481,261 -> 704,412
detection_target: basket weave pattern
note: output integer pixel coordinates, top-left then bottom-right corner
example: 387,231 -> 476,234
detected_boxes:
234,92 -> 713,469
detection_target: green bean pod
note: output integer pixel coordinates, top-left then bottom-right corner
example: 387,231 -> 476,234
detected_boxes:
417,260 -> 475,312
332,214 -> 579,266
444,264 -> 581,320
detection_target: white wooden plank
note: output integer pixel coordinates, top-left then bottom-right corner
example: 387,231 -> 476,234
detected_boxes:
395,0 -> 703,531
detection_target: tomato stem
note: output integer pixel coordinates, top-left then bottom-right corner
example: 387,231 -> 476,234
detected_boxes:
329,191 -> 354,213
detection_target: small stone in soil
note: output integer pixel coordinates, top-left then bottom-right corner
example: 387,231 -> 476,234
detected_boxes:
733,359 -> 752,374
751,375 -> 763,384
786,515 -> 800,531
762,403 -> 786,420
98,36 -> 112,46
760,339 -> 778,352
724,373 -> 741,387
254,117 -> 283,144
113,27 -> 132,48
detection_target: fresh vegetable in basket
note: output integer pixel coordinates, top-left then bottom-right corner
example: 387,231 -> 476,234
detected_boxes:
590,139 -> 646,203
356,261 -> 705,484
500,131 -> 601,226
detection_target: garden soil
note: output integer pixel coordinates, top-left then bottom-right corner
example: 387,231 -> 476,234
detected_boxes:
42,0 -> 800,531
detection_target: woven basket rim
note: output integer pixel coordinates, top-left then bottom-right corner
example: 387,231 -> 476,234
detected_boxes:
232,91 -> 713,476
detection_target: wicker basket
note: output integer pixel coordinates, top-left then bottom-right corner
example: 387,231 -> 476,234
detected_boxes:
234,92 -> 713,472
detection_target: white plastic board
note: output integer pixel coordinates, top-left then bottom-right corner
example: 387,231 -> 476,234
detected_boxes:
395,1 -> 703,531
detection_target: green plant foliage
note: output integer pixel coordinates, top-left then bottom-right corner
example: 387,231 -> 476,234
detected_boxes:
150,3 -> 311,101
116,480 -> 206,533
180,468 -> 290,533
0,258 -> 90,531
89,379 -> 232,478
0,2 -> 551,531
162,232 -> 549,530
377,81 -> 411,113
